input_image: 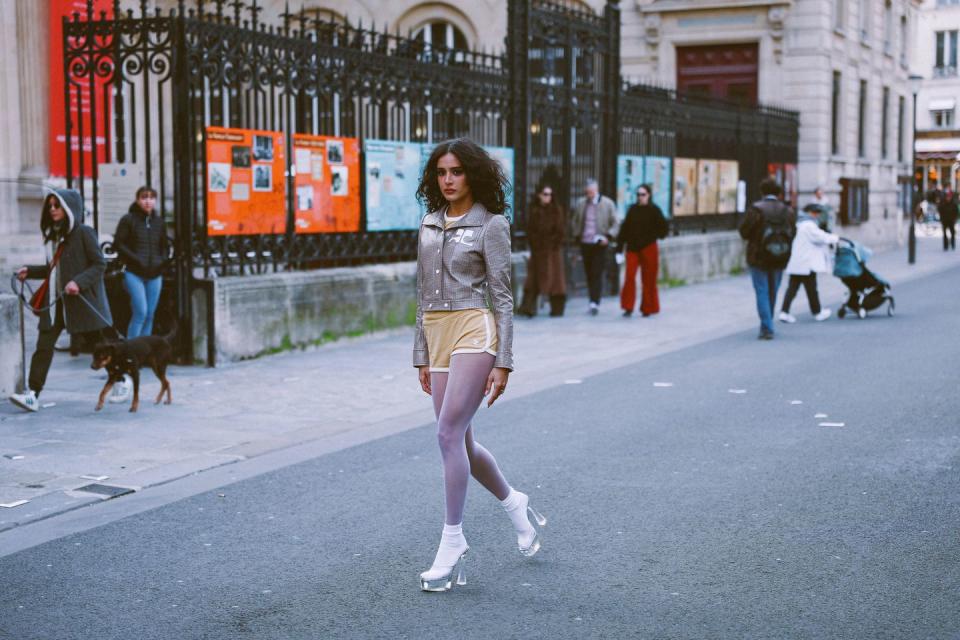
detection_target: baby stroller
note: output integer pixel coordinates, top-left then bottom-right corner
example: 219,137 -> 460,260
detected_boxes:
833,238 -> 894,318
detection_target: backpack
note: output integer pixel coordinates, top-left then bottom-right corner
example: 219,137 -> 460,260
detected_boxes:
760,219 -> 793,263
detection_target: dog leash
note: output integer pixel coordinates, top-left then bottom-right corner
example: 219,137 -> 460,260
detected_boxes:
9,273 -> 124,341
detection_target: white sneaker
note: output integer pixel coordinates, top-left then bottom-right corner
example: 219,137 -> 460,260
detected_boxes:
9,390 -> 39,412
814,309 -> 832,322
778,311 -> 796,324
108,375 -> 133,403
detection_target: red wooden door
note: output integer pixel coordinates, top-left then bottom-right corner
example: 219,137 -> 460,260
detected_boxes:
676,43 -> 759,106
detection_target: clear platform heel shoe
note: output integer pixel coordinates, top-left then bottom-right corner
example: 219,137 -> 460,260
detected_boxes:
518,504 -> 547,557
419,549 -> 468,592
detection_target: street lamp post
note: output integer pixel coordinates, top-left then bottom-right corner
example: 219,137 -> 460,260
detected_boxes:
908,74 -> 923,265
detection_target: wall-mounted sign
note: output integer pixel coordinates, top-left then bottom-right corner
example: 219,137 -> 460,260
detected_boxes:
292,134 -> 361,233
205,127 -> 286,236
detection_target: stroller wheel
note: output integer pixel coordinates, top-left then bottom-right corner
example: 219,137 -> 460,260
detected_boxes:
887,298 -> 895,316
857,307 -> 867,319
837,307 -> 846,319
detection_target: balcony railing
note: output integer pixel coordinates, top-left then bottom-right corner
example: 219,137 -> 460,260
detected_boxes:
933,65 -> 958,77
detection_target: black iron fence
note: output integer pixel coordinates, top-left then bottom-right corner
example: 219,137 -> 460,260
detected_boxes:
62,0 -> 799,361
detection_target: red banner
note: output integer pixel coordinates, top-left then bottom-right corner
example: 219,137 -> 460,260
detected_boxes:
50,0 -> 114,177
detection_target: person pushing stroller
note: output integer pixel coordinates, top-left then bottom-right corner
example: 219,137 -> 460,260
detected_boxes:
778,203 -> 838,324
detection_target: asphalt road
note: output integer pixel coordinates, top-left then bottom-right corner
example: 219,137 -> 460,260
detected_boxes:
1,267 -> 958,640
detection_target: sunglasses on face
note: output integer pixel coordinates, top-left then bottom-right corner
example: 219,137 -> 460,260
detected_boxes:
540,191 -> 552,197
637,192 -> 650,198
48,200 -> 61,209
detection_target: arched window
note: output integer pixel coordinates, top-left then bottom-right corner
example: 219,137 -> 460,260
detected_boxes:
414,21 -> 468,51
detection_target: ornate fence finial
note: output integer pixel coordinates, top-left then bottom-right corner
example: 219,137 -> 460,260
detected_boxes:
231,0 -> 243,24
250,0 -> 262,30
139,0 -> 148,19
176,0 -> 185,17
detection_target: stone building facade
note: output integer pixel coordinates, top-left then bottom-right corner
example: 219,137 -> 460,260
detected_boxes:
0,0 -> 920,250
913,0 -> 960,194
622,0 -> 922,248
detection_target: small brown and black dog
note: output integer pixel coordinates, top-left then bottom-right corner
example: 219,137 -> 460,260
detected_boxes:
91,325 -> 176,412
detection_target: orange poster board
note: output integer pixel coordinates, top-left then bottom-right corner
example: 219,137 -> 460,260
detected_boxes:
292,134 -> 361,233
205,127 -> 286,236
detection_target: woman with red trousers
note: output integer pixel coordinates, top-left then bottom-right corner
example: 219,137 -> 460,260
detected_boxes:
617,184 -> 668,317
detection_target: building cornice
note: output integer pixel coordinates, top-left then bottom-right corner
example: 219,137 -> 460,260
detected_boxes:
639,0 -> 791,14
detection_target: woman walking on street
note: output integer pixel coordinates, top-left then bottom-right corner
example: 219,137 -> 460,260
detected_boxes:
414,138 -> 546,593
9,189 -> 112,412
617,184 -> 668,317
518,183 -> 568,317
778,203 -> 839,323
114,186 -> 169,338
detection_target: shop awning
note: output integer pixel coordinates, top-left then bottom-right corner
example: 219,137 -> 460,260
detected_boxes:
928,98 -> 957,111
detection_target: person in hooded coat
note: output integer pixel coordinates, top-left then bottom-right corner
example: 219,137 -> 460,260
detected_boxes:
778,203 -> 839,324
10,188 -> 112,412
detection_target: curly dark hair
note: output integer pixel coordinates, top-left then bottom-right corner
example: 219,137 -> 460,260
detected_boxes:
416,138 -> 511,215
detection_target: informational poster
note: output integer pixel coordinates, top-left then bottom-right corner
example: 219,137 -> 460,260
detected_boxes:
717,160 -> 740,214
292,134 -> 361,233
644,156 -> 673,218
673,158 -> 699,216
205,127 -> 286,236
696,159 -> 720,214
485,145 -> 515,221
97,163 -> 146,236
767,162 -> 799,208
615,155 -> 645,219
50,0 -> 114,177
364,140 -> 427,231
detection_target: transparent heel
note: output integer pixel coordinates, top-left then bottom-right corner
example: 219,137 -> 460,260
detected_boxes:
419,550 -> 468,592
519,505 -> 547,557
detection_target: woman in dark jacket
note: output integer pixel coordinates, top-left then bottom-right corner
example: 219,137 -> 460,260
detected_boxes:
10,188 -> 112,412
114,186 -> 169,337
617,184 -> 668,317
518,184 -> 568,317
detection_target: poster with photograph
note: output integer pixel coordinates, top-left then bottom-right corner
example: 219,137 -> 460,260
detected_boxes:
717,160 -> 740,214
696,159 -> 720,214
615,155 -> 645,219
253,164 -> 272,192
364,139 -> 429,231
252,135 -> 274,161
673,158 -> 698,216
208,163 -> 230,193
643,156 -> 673,218
292,134 -> 361,233
205,127 -> 286,235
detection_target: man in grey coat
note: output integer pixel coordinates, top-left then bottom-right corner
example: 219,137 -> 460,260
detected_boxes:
570,178 -> 619,315
10,188 -> 112,412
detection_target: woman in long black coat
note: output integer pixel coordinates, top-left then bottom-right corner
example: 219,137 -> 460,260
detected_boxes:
9,188 -> 111,412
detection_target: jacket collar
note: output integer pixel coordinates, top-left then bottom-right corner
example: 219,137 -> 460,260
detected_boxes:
424,202 -> 488,229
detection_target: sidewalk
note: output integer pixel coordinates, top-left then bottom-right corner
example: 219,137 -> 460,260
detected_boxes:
0,236 -> 956,534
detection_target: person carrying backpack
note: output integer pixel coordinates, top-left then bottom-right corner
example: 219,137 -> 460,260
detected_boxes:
738,177 -> 797,340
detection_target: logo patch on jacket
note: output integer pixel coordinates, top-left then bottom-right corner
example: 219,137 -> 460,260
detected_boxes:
451,229 -> 475,246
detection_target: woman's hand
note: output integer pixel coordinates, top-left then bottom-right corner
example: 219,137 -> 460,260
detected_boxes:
15,267 -> 27,282
418,365 -> 431,395
64,281 -> 80,295
485,367 -> 510,407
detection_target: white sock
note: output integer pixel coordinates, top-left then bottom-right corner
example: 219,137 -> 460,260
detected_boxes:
500,488 -> 536,547
426,523 -> 468,572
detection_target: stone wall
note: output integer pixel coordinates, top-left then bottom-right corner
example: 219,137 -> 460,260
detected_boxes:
204,232 -> 746,363
0,294 -> 24,397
